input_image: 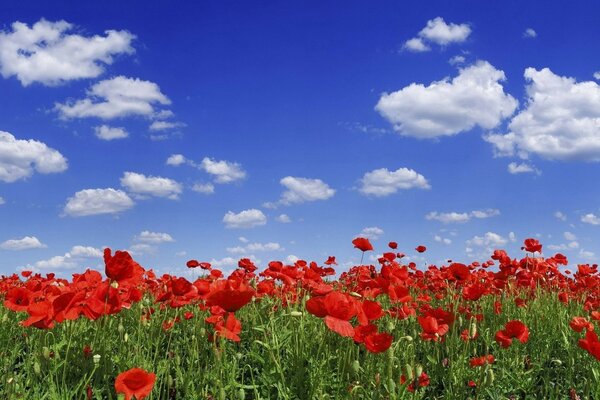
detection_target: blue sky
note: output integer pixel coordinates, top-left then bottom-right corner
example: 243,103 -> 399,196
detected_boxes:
2,1 -> 600,276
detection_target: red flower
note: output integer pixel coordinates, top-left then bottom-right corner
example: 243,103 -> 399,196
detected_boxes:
215,312 -> 243,342
469,354 -> 495,367
418,316 -> 449,341
352,237 -> 373,252
186,260 -> 200,268
578,329 -> 600,361
114,368 -> 156,400
205,279 -> 255,312
4,287 -> 31,312
448,263 -> 470,281
415,245 -> 426,253
522,238 -> 542,253
364,332 -> 393,353
324,256 -> 337,265
400,372 -> 429,392
388,241 -> 398,249
495,320 -> 529,348
570,317 -> 594,333
104,248 -> 141,282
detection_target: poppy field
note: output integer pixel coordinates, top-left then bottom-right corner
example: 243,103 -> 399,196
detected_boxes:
1,238 -> 600,399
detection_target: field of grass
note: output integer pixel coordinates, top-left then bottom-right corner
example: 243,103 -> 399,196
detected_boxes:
0,238 -> 599,399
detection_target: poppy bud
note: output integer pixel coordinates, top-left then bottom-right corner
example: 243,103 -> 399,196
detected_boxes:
551,359 -> 562,366
388,378 -> 396,393
349,291 -> 362,298
238,388 -> 246,400
351,360 -> 361,376
111,281 -> 119,289
387,321 -> 395,332
33,361 -> 41,375
42,347 -> 51,360
469,322 -> 477,339
118,323 -> 125,334
483,368 -> 494,385
404,364 -> 414,381
401,335 -> 413,342
290,311 -> 303,317
415,364 -> 423,378
167,375 -> 174,387
93,354 -> 101,365
2,314 -> 7,323
124,333 -> 129,343
219,387 -> 226,400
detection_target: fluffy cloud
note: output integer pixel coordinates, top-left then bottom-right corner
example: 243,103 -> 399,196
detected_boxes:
403,17 -> 471,52
120,172 -> 182,199
426,209 -> 500,223
55,76 -> 171,120
191,182 -> 215,194
554,211 -> 567,221
376,61 -> 517,138
0,19 -> 134,86
359,167 -> 430,197
276,176 -> 335,205
485,68 -> 600,161
434,235 -> 452,245
358,227 -> 384,240
0,236 -> 46,250
200,157 -> 246,184
523,28 -> 537,38
276,214 -> 291,223
30,245 -> 102,270
166,154 -> 186,166
466,232 -> 508,258
0,197 -> 4,205
507,162 -> 539,175
63,188 -> 134,217
134,231 -> 174,244
0,131 -> 68,182
223,209 -> 267,229
581,213 -> 600,225
227,241 -> 283,254
149,121 -> 185,131
94,125 -> 128,140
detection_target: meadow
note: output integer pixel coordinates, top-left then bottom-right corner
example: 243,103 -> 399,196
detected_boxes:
0,238 -> 599,399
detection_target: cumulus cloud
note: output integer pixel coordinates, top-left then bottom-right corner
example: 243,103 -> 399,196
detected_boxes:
0,19 -> 134,86
403,17 -> 471,52
266,177 -> 335,207
466,232 -> 508,258
426,209 -> 500,223
166,154 -> 186,166
358,227 -> 384,240
485,68 -> 600,161
120,172 -> 182,199
594,72 -> 600,80
523,28 -> 537,38
434,235 -> 452,245
554,211 -> 567,221
191,182 -> 215,194
200,157 -> 246,184
581,213 -> 600,225
359,167 -> 430,197
0,130 -> 68,182
63,188 -> 134,217
94,125 -> 128,140
507,162 -> 540,175
134,231 -> 174,244
55,76 -> 171,120
223,209 -> 267,229
227,241 -> 283,254
29,245 -> 102,270
276,214 -> 291,223
0,236 -> 46,250
149,121 -> 185,131
376,61 -> 517,138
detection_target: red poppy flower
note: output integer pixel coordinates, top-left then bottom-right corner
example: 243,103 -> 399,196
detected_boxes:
205,279 -> 255,312
448,263 -> 470,281
364,332 -> 393,353
495,320 -> 529,348
215,312 -> 242,342
570,317 -> 594,333
324,256 -> 337,265
578,329 -> 600,361
4,287 -> 31,312
469,354 -> 495,367
388,241 -> 398,249
186,260 -> 200,268
352,237 -> 373,252
418,316 -> 449,341
415,245 -> 426,253
522,238 -> 542,253
115,368 -> 156,400
104,248 -> 141,282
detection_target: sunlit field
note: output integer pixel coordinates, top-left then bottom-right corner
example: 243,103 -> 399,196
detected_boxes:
1,238 -> 599,399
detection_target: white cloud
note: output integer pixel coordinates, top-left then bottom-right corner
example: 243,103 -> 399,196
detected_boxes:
94,125 -> 128,140
358,227 -> 384,240
579,249 -> 596,260
485,68 -> 600,161
508,162 -> 540,175
426,209 -> 500,223
227,241 -> 283,254
56,76 -> 171,120
523,28 -> 537,38
276,214 -> 291,223
434,235 -> 452,245
0,19 -> 134,86
376,61 -> 517,138
63,188 -> 134,217
30,245 -> 102,270
554,211 -> 567,221
508,232 -> 517,242
191,182 -> 215,194
547,242 -> 579,251
564,231 -> 577,241
0,130 -> 68,182
270,176 -> 335,205
128,243 -> 156,256
286,255 -> 299,264
581,213 -> 600,225
166,154 -> 187,166
223,209 -> 267,229
200,157 -> 246,184
120,172 -> 182,200
0,197 -> 4,205
594,72 -> 600,80
404,17 -> 471,51
359,167 -> 430,197
403,37 -> 430,52
0,236 -> 46,250
466,232 -> 508,258
149,121 -> 185,131
209,257 -> 238,269
238,236 -> 249,243
134,231 -> 174,244
449,55 -> 466,65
